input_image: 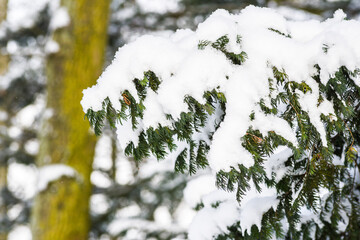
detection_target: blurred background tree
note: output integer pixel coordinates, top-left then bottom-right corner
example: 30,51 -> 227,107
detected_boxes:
0,0 -> 359,239
0,1 -> 8,239
30,0 -> 111,239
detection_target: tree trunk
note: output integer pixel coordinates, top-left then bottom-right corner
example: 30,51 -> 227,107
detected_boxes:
0,0 -> 7,22
0,1 -> 8,239
0,166 -> 7,240
31,0 -> 110,239
0,0 -> 8,75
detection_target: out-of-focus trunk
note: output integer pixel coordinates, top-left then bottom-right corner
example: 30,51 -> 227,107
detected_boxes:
0,0 -> 8,75
31,1 -> 110,239
0,1 -> 8,239
0,165 -> 7,240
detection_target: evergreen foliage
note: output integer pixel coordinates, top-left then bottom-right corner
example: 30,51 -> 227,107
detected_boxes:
84,17 -> 360,240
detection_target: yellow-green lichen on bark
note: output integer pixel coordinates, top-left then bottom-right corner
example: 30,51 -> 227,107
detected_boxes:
0,165 -> 7,240
31,0 -> 110,239
0,2 -> 8,239
0,0 -> 7,22
0,0 -> 8,75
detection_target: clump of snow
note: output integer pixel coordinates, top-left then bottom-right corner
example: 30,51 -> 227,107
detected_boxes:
187,181 -> 279,239
24,139 -> 40,155
154,206 -> 173,226
7,126 -> 21,138
91,170 -> 112,188
8,225 -> 32,240
44,40 -> 60,54
264,146 -> 293,182
136,0 -> 182,14
238,186 -> 279,234
108,218 -> 184,238
0,110 -> 8,121
8,163 -> 37,199
116,152 -> 135,185
174,201 -> 196,228
6,0 -> 50,30
91,194 -> 110,215
6,0 -> 61,31
188,197 -> 240,240
6,40 -> 19,54
37,164 -> 78,192
183,175 -> 217,208
49,7 -> 70,30
93,134 -> 113,171
13,97 -> 44,129
7,204 -> 24,221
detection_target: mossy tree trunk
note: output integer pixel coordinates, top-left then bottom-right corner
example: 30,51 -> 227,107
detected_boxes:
0,0 -> 9,75
0,0 -> 6,22
0,166 -> 7,240
0,2 -> 8,240
31,0 -> 110,239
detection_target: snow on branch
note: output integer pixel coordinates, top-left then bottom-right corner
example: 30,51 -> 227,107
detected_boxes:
82,6 -> 359,171
81,5 -> 360,239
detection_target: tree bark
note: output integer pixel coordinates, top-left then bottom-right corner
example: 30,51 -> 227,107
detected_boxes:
0,166 -> 7,240
0,0 -> 8,75
0,1 -> 8,239
31,0 -> 110,239
0,0 -> 7,22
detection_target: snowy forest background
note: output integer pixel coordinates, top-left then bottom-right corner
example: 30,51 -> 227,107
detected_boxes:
1,0 -> 360,239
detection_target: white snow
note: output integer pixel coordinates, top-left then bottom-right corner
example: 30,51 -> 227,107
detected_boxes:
6,0 -> 50,30
239,195 -> 278,234
108,218 -> 184,238
115,152 -> 135,185
93,134 -> 113,171
91,194 -> 110,215
91,170 -> 112,188
37,164 -> 78,192
6,0 -> 61,31
24,139 -> 40,155
44,40 -> 60,54
136,0 -> 181,14
13,97 -> 44,129
7,204 -> 24,221
6,40 -> 18,54
7,126 -> 21,138
183,175 -> 217,208
154,206 -> 172,226
188,198 -> 240,240
49,7 -> 70,30
7,163 -> 37,199
264,146 -> 293,182
174,201 -> 196,228
8,225 -> 32,240
0,110 -> 8,121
